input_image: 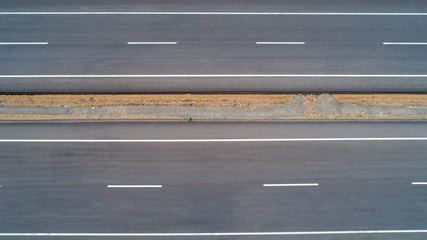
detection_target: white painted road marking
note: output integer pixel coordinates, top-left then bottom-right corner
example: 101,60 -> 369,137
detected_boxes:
107,185 -> 162,188
2,74 -> 427,78
1,230 -> 427,237
256,42 -> 305,45
0,138 -> 426,143
412,182 -> 427,185
0,42 -> 48,45
263,183 -> 318,187
1,12 -> 427,16
384,42 -> 427,45
128,42 -> 177,45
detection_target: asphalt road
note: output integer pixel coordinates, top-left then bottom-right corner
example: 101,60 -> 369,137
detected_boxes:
1,1 -> 427,93
0,121 -> 427,239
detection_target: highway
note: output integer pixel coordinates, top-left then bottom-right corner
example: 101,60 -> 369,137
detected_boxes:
2,1 -> 427,92
0,121 -> 427,239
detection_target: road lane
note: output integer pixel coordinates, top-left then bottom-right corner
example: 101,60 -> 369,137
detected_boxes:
1,121 -> 426,139
1,11 -> 427,92
0,121 -> 426,239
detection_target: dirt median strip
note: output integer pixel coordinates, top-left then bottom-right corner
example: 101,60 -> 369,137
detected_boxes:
0,94 -> 293,108
0,94 -> 426,120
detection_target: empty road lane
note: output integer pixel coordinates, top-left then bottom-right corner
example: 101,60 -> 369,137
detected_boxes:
2,1 -> 427,92
0,121 -> 427,239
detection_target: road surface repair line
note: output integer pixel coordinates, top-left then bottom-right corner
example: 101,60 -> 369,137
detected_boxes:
2,12 -> 427,16
1,230 -> 427,237
2,74 -> 427,78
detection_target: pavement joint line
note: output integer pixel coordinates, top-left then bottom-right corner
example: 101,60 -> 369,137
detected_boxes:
0,42 -> 48,45
263,183 -> 318,187
107,185 -> 162,188
0,138 -> 427,143
383,42 -> 427,45
128,42 -> 177,45
1,230 -> 427,236
3,74 -> 427,78
2,12 -> 427,16
412,182 -> 427,185
256,42 -> 305,45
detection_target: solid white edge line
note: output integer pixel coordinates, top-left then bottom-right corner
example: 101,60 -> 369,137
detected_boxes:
1,230 -> 427,236
0,42 -> 48,45
128,42 -> 177,45
412,182 -> 427,185
1,12 -> 427,15
263,183 -> 318,187
256,42 -> 305,45
2,74 -> 427,78
107,185 -> 162,188
384,42 -> 427,45
0,138 -> 426,143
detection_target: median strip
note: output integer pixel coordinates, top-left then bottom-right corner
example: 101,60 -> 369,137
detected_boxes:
0,94 -> 426,120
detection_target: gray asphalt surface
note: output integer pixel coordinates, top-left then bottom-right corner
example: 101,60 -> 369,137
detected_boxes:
0,121 -> 427,239
1,1 -> 427,93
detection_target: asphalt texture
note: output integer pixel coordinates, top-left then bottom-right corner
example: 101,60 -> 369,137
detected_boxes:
0,121 -> 427,240
1,1 -> 427,93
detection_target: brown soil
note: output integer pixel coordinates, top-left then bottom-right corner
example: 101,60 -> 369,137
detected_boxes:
1,94 -> 427,108
1,94 -> 427,121
1,114 -> 425,121
333,94 -> 427,106
0,94 -> 293,109
0,114 -> 183,120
